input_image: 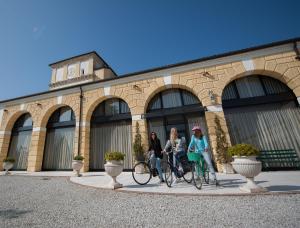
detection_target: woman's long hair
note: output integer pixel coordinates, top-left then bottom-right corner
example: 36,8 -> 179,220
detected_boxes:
150,132 -> 159,146
170,128 -> 178,145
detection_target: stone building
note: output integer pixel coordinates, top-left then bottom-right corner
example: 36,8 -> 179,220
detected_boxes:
0,38 -> 300,172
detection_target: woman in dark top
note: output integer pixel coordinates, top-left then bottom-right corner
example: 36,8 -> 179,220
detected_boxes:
148,132 -> 164,182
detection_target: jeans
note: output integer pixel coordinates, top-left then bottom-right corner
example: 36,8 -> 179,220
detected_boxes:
201,151 -> 217,180
150,154 -> 163,180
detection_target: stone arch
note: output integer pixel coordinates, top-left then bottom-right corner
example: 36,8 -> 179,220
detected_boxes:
38,104 -> 77,128
220,70 -> 297,99
3,110 -> 33,132
144,84 -> 202,114
84,95 -> 132,124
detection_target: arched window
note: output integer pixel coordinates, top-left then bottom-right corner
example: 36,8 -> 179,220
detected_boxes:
222,75 -> 295,108
8,113 -> 33,170
222,75 -> 300,162
146,89 -> 207,147
42,107 -> 75,170
90,98 -> 132,170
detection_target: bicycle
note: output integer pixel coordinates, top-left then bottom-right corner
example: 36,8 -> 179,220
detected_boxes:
163,151 -> 193,187
187,152 -> 210,189
132,154 -> 167,185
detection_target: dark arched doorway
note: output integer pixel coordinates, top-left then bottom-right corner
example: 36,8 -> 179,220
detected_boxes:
145,88 -> 208,147
222,75 -> 300,156
7,113 -> 33,170
42,106 -> 75,170
90,98 -> 132,170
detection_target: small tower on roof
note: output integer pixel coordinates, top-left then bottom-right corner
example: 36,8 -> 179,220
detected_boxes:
49,51 -> 117,90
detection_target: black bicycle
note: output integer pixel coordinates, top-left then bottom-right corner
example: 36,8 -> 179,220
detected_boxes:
132,156 -> 167,185
164,151 -> 193,187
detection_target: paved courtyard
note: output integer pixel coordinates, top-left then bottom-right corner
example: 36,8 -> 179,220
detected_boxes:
0,175 -> 299,227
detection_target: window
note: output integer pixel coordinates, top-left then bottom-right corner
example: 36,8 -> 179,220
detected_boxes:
67,64 -> 76,79
80,61 -> 89,75
147,89 -> 201,111
222,75 -> 292,101
56,68 -> 64,81
92,99 -> 130,118
161,89 -> 182,108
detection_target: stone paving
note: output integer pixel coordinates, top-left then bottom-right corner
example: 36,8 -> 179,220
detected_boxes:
3,170 -> 300,195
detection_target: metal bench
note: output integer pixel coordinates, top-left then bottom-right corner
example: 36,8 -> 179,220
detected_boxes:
257,149 -> 300,171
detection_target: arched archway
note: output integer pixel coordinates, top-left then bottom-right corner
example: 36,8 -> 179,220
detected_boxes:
42,106 -> 76,170
7,113 -> 33,170
222,75 -> 300,158
145,88 -> 208,146
89,98 -> 132,170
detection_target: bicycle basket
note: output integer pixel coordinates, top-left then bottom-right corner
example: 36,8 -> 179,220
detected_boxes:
187,152 -> 201,162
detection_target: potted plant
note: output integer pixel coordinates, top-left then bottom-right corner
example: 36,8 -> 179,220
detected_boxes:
104,151 -> 125,189
214,116 -> 233,173
72,155 -> 84,177
133,122 -> 145,162
228,144 -> 267,193
3,157 -> 15,175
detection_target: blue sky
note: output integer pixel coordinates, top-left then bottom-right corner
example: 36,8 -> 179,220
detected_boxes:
0,0 -> 299,100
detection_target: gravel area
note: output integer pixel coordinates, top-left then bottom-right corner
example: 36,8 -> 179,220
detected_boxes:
0,176 -> 299,228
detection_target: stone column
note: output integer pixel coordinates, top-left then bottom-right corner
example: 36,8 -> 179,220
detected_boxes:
80,123 -> 90,172
205,105 -> 232,173
27,127 -> 47,172
0,132 -> 11,170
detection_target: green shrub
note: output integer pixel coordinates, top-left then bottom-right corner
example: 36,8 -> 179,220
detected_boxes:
228,144 -> 260,157
133,122 -> 145,161
105,151 -> 125,161
74,155 -> 84,161
3,157 -> 15,163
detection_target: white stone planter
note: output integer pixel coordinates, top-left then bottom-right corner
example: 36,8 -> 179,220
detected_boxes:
72,160 -> 83,177
104,160 -> 124,189
231,156 -> 267,193
3,162 -> 14,175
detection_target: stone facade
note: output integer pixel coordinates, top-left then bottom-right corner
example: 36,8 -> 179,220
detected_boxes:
1,40 -> 300,172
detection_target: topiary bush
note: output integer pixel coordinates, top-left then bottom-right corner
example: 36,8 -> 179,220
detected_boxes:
3,157 -> 15,163
228,144 -> 260,157
105,151 -> 125,161
73,155 -> 84,161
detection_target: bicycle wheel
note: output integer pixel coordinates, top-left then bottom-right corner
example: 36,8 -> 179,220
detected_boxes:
164,162 -> 173,187
203,162 -> 209,184
132,162 -> 151,185
182,162 -> 193,184
192,162 -> 203,190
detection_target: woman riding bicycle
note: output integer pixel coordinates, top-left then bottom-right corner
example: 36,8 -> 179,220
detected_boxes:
148,132 -> 164,183
163,128 -> 187,183
188,126 -> 219,185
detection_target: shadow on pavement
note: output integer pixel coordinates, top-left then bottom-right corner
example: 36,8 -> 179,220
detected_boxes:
0,209 -> 32,219
267,185 -> 300,191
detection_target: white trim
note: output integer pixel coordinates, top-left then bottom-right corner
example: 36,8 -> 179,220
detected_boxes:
0,131 -> 11,135
163,74 -> 172,85
20,103 -> 25,111
132,115 -> 142,121
57,96 -> 63,104
104,86 -> 110,96
32,127 -> 47,132
76,121 -> 91,127
242,59 -> 254,71
297,97 -> 300,105
206,105 -> 223,112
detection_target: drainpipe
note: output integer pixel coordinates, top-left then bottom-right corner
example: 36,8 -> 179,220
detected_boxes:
293,42 -> 300,60
78,86 -> 83,156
